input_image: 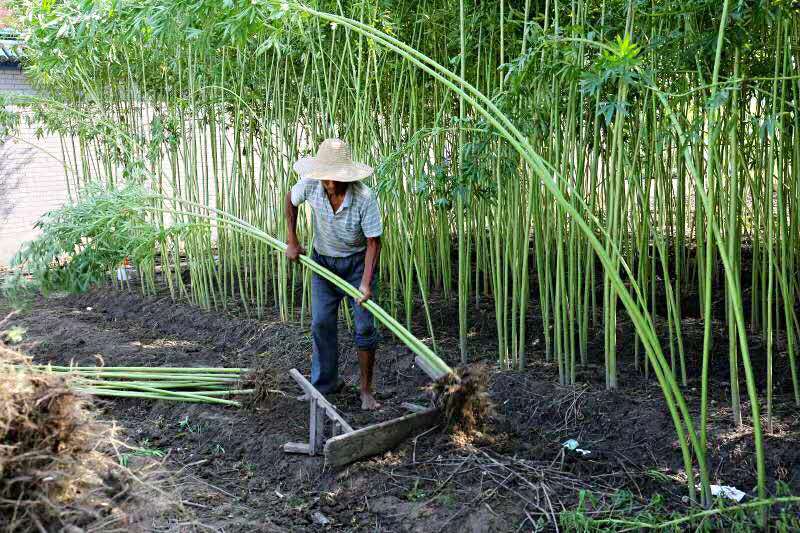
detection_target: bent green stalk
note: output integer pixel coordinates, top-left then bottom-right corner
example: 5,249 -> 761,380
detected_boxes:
141,198 -> 454,379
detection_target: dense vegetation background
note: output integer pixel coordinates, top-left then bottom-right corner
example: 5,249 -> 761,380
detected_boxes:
3,0 -> 799,508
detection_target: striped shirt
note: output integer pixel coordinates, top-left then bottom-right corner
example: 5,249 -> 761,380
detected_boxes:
290,178 -> 383,258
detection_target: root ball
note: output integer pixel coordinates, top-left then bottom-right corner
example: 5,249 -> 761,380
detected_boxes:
241,366 -> 282,408
430,364 -> 493,434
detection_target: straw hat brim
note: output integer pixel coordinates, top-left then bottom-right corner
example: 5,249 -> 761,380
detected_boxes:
293,157 -> 374,182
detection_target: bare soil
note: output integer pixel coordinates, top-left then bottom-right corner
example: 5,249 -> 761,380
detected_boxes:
1,286 -> 798,531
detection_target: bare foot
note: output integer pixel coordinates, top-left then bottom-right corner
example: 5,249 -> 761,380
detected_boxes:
361,391 -> 382,411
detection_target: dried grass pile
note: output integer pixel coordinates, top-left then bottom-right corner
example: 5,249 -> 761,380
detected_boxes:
0,345 -> 167,532
431,364 -> 493,434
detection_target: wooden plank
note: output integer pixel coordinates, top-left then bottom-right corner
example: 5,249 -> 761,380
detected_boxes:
401,402 -> 429,413
414,356 -> 449,381
289,368 -> 324,396
324,408 -> 441,467
313,400 -> 326,451
283,442 -> 311,454
309,398 -> 321,455
289,369 -> 354,433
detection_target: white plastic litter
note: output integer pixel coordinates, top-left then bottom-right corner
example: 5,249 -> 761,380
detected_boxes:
116,267 -> 129,281
311,511 -> 330,526
562,439 -> 591,456
710,485 -> 746,502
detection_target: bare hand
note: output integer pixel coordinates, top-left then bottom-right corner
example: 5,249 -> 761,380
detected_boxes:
285,243 -> 305,262
357,283 -> 372,305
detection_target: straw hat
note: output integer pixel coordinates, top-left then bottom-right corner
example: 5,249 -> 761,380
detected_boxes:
292,138 -> 374,182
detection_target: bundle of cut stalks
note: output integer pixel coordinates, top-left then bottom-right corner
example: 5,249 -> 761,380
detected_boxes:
0,345 -> 167,531
28,364 -> 252,406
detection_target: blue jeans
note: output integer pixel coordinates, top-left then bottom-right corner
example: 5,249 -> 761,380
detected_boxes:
311,250 -> 379,394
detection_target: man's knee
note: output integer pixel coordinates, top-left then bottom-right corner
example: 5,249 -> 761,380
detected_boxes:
312,315 -> 337,336
354,323 -> 379,351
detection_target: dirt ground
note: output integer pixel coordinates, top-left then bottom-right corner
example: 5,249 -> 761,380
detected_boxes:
1,284 -> 799,531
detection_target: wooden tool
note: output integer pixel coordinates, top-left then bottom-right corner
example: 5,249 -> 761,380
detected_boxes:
283,368 -> 440,466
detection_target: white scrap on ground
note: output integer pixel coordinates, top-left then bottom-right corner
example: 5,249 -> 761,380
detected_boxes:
311,511 -> 331,526
710,485 -> 746,502
562,439 -> 591,456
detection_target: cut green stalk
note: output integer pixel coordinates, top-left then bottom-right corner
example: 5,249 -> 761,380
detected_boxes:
74,388 -> 242,405
31,365 -> 247,373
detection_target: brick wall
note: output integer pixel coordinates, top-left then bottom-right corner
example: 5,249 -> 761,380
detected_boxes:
0,64 -> 70,264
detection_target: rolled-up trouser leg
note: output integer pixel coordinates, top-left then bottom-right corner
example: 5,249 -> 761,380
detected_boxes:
310,267 -> 343,394
348,294 -> 379,351
345,254 -> 380,351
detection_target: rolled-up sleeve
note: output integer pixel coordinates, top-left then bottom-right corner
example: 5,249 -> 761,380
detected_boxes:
361,190 -> 383,238
290,178 -> 309,206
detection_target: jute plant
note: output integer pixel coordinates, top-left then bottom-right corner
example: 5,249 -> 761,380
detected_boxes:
6,0 -> 800,507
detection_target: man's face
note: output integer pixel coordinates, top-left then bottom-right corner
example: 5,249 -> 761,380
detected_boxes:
321,179 -> 343,195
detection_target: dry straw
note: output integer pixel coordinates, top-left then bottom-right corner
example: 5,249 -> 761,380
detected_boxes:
0,345 -> 171,531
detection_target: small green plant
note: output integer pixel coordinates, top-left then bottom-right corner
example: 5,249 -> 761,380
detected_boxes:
177,415 -> 203,435
119,446 -> 164,467
405,479 -> 426,502
238,460 -> 257,479
286,496 -> 306,510
645,469 -> 672,484
2,183 -> 203,300
436,490 -> 456,508
212,443 -> 225,456
0,326 -> 26,344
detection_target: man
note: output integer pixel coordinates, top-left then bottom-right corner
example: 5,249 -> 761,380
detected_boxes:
285,138 -> 383,410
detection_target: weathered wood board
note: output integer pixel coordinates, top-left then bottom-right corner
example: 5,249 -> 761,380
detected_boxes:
289,368 -> 354,433
401,402 -> 429,413
283,442 -> 311,454
284,369 -> 356,456
324,407 -> 441,467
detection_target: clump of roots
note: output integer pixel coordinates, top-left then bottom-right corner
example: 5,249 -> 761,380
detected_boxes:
241,366 -> 284,408
0,345 -> 167,531
429,364 -> 493,434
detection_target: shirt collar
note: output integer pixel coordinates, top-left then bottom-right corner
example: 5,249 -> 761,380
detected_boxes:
316,181 -> 352,215
341,185 -> 352,211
